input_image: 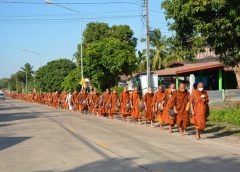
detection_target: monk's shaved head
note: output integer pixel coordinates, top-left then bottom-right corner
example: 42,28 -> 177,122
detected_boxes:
198,82 -> 204,88
170,83 -> 175,89
134,87 -> 138,91
180,83 -> 185,88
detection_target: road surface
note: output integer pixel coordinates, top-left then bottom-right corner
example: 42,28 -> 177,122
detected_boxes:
0,99 -> 240,172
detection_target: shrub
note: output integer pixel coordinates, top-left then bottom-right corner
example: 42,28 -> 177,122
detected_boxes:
209,107 -> 240,126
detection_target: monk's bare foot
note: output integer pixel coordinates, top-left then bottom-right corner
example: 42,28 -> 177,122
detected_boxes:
169,128 -> 173,133
196,135 -> 201,140
160,125 -> 163,130
151,124 -> 154,128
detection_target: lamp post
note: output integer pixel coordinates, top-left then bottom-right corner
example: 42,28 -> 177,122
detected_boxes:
45,0 -> 84,79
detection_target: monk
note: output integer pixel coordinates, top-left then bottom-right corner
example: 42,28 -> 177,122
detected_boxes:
53,91 -> 60,109
120,86 -> 131,122
171,83 -> 190,135
162,83 -> 177,133
131,87 -> 141,124
98,89 -> 110,116
71,90 -> 79,111
107,88 -> 118,119
153,85 -> 166,129
79,89 -> 88,113
190,82 -> 209,140
91,88 -> 100,115
62,91 -> 68,110
143,87 -> 154,127
88,88 -> 99,115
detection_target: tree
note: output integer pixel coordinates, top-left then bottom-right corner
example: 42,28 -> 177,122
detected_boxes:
140,28 -> 168,70
0,78 -> 9,90
162,0 -> 240,87
136,50 -> 146,72
75,22 -> 138,90
61,67 -> 82,92
149,29 -> 168,70
85,37 -> 137,90
20,63 -> 34,92
36,59 -> 76,92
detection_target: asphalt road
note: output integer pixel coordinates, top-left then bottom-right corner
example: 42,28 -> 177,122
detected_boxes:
0,99 -> 240,172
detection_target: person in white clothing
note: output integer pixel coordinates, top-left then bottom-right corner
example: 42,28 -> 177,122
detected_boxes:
66,92 -> 73,111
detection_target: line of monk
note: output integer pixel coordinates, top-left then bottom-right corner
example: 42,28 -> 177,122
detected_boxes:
8,82 -> 209,140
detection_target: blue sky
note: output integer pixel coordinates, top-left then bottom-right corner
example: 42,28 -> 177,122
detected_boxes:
0,0 -> 173,78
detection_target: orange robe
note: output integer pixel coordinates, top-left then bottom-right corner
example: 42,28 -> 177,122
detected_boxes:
87,94 -> 93,112
171,90 -> 190,129
71,92 -> 79,111
131,91 -> 141,119
91,93 -> 100,113
120,91 -> 131,117
143,92 -> 154,121
99,92 -> 110,116
162,89 -> 176,126
79,92 -> 88,111
62,93 -> 68,109
107,93 -> 118,116
152,91 -> 166,124
190,90 -> 209,131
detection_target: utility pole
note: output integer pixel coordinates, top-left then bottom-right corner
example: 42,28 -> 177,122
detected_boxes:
80,17 -> 84,79
25,67 -> 28,93
145,0 -> 151,88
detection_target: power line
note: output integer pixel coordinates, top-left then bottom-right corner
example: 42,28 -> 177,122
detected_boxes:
0,1 -> 140,5
0,10 -> 141,18
0,14 -> 142,21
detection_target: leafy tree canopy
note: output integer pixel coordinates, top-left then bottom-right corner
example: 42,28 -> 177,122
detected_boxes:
36,59 -> 76,92
61,67 -> 82,92
162,0 -> 240,87
75,22 -> 138,90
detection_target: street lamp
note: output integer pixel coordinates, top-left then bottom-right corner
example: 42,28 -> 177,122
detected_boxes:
22,49 -> 42,67
45,0 -> 84,79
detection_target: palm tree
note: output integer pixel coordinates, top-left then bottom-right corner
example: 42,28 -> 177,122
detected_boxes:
141,28 -> 168,71
21,63 -> 34,92
137,50 -> 146,72
21,63 -> 34,79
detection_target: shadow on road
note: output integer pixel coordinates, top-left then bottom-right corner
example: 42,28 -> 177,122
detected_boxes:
0,112 -> 43,122
61,156 -> 240,172
0,136 -> 31,151
206,130 -> 240,138
0,106 -> 31,111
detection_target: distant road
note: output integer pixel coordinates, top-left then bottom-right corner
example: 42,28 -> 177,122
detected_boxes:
0,99 -> 239,172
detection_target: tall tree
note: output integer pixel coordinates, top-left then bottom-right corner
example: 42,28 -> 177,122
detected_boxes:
36,59 -> 76,92
141,28 -> 168,70
162,0 -> 240,87
20,63 -> 34,83
85,37 -> 137,90
75,22 -> 138,90
61,67 -> 82,91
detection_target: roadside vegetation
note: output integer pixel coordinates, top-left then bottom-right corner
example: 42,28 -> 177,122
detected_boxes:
209,107 -> 240,126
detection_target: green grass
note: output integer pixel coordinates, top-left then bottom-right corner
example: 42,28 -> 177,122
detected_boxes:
209,107 -> 240,126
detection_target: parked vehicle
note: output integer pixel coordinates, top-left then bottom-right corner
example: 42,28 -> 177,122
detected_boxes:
0,91 -> 5,100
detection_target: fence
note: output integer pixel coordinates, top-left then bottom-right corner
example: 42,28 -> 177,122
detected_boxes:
208,89 -> 240,104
